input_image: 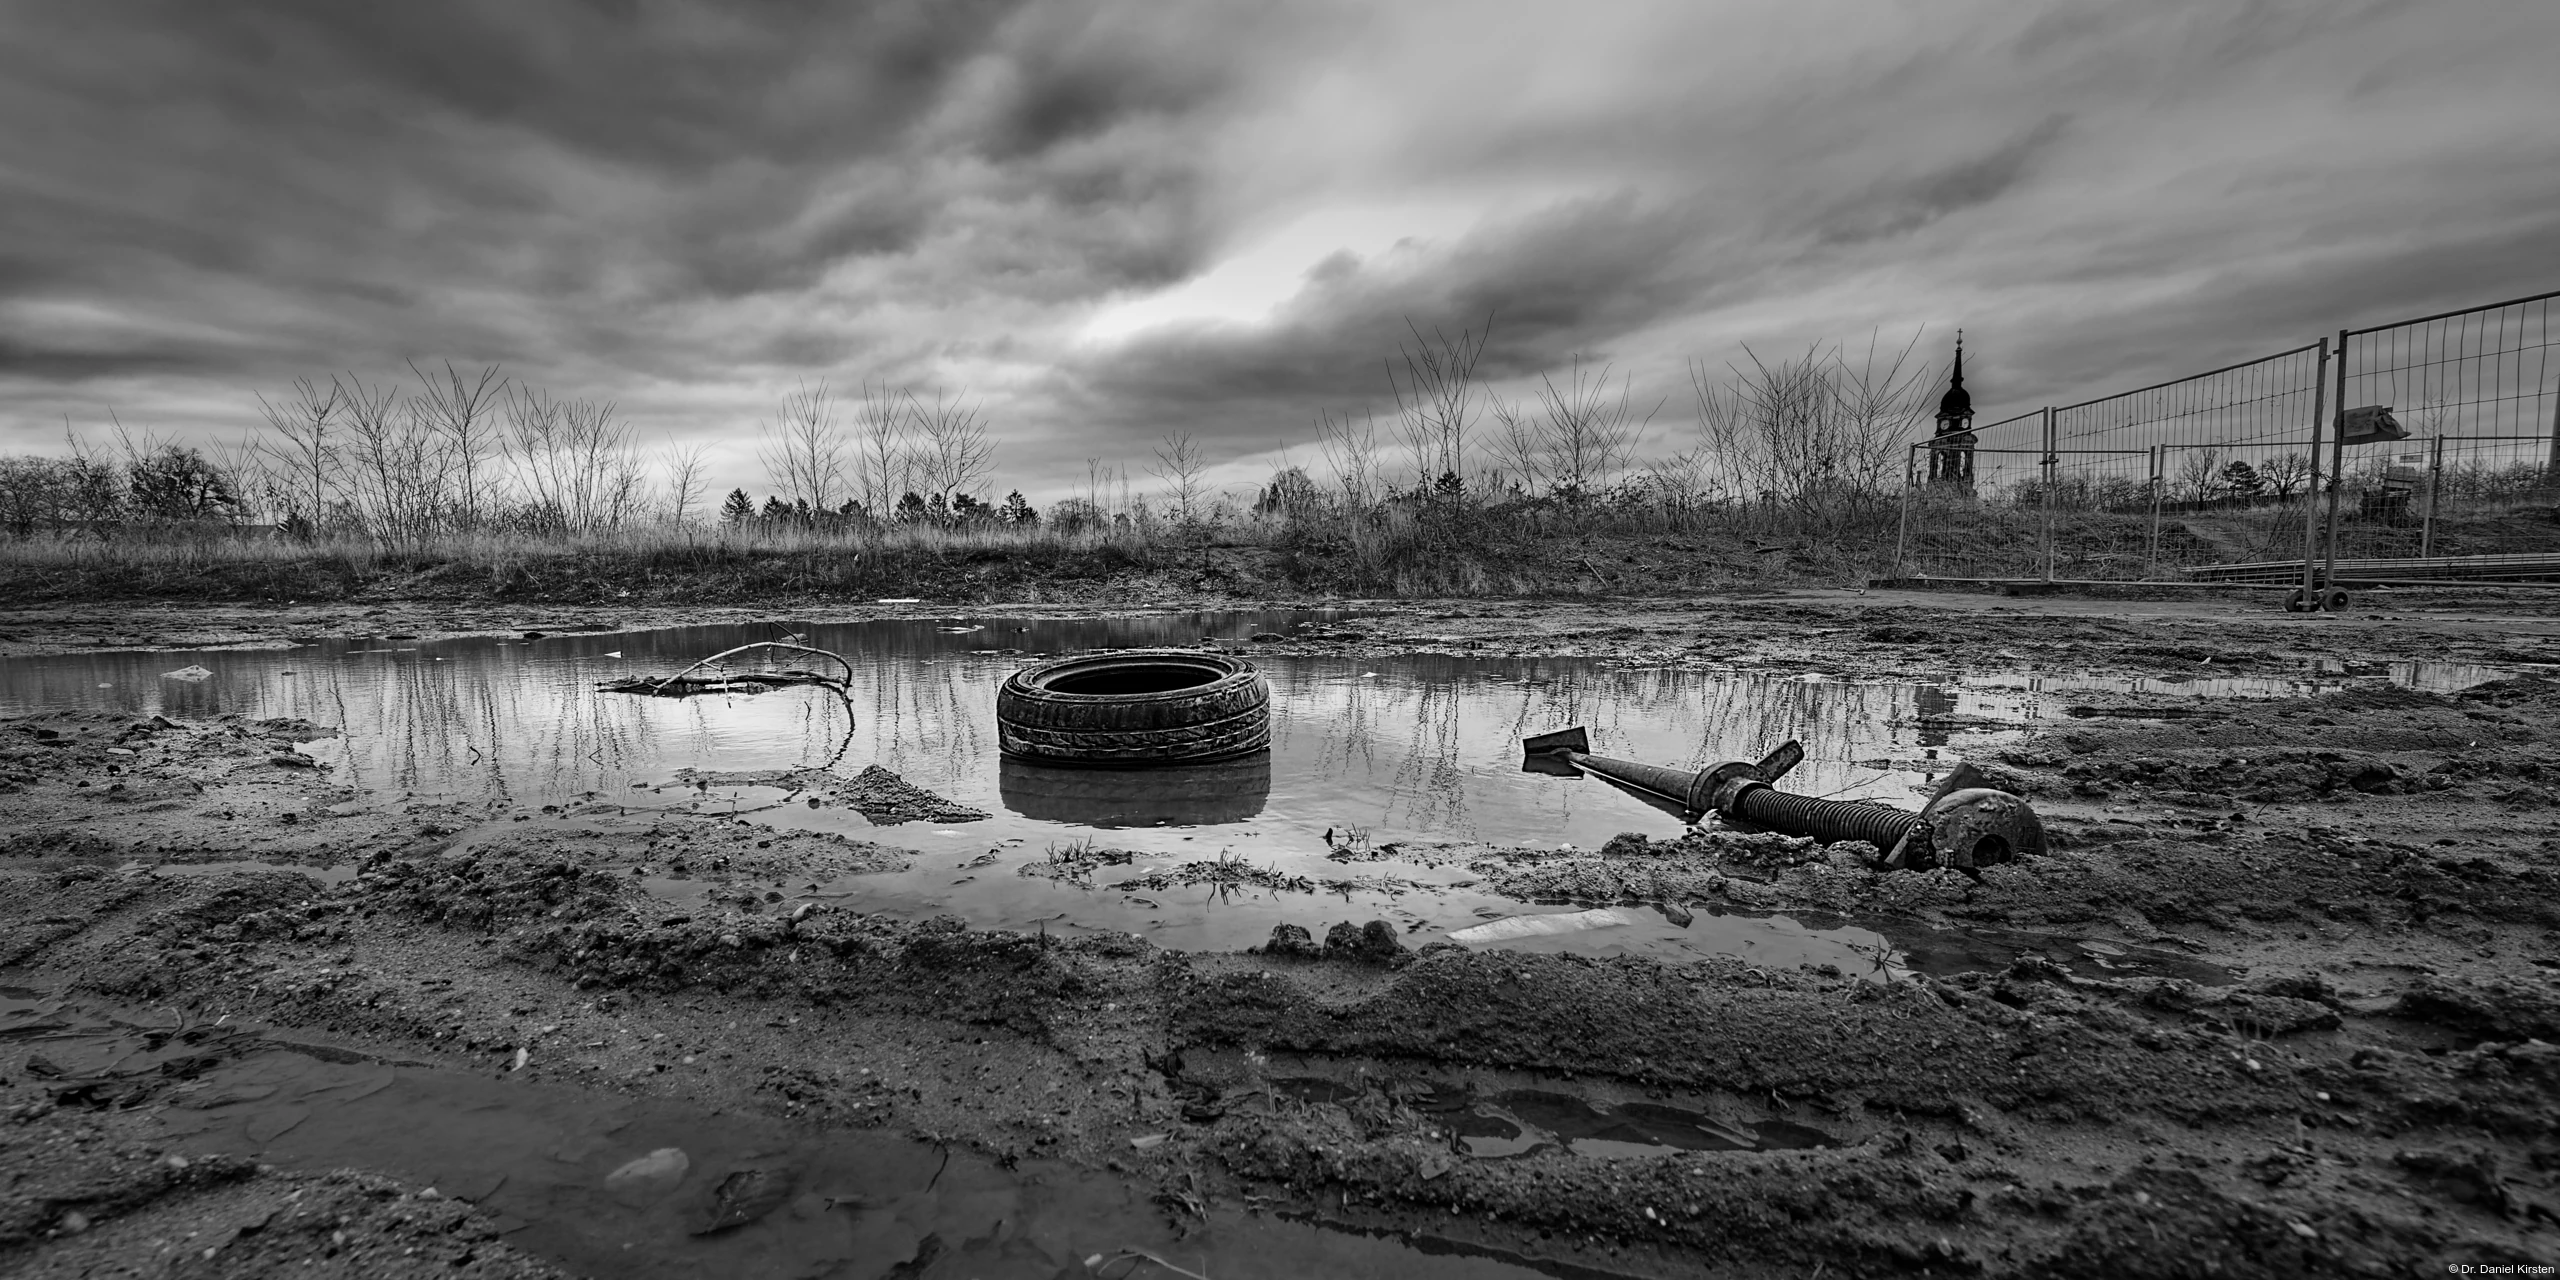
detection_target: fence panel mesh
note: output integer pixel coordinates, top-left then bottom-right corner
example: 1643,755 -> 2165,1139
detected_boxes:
1895,412 -> 2049,579
1894,346 -> 2327,582
2321,290 -> 2560,582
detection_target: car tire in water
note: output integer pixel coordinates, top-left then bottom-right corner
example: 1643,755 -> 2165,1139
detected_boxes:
995,650 -> 1270,766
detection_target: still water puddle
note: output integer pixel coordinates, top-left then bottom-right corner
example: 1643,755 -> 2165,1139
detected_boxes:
0,613 -> 2497,972
2,992 -> 1583,1280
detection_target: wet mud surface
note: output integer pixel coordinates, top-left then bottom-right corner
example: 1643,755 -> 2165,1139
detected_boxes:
3,589 -> 2559,1276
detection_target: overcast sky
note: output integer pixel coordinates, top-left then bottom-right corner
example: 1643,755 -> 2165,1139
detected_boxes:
4,0 -> 2557,504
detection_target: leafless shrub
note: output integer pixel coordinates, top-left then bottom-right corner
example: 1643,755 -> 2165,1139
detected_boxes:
1689,329 -> 1932,514
407,361 -> 508,530
1315,408 -> 1384,509
851,381 -> 912,517
254,377 -> 343,537
506,388 -> 645,534
759,380 -> 845,513
661,441 -> 711,527
909,387 -> 993,505
1387,315 -> 1492,499
1149,432 -> 1209,527
1487,356 -> 1660,505
338,375 -> 447,544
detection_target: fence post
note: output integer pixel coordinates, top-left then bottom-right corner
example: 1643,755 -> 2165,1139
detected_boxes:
2322,328 -> 2350,593
2040,406 -> 2057,582
2550,361 -> 2560,476
2147,444 -> 2164,570
2302,338 -> 2329,602
2420,434 -> 2444,558
1893,443 -> 1916,577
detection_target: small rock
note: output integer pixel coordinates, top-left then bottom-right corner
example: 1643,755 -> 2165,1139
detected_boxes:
1323,919 -> 1406,962
1257,923 -> 1320,957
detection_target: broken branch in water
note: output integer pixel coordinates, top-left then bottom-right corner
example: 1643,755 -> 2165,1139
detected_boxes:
598,640 -> 861,770
598,641 -> 857,697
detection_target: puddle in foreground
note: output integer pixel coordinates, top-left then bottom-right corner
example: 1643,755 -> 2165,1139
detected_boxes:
4,992 -> 1619,1280
5,613 -> 2459,975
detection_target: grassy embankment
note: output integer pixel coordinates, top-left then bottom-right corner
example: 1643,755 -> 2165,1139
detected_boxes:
0,501 -> 1916,604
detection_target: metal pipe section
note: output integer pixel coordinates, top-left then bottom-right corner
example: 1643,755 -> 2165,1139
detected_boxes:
1522,728 -> 2044,874
1721,786 -> 1919,852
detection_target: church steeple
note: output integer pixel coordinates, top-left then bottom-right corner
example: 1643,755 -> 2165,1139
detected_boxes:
1936,330 -> 1972,426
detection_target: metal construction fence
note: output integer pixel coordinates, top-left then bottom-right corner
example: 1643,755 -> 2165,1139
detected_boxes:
1891,287 -> 2560,602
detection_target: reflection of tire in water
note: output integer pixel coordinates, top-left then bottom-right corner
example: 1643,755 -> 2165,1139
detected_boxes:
995,650 -> 1270,765
998,754 -> 1272,827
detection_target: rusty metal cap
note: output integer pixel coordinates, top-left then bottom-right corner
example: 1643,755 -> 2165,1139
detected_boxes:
1921,788 -> 2047,869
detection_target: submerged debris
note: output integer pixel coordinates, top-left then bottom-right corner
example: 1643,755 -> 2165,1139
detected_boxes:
1110,853 -> 1314,894
672,764 -> 988,825
1018,839 -> 1142,885
599,641 -> 856,699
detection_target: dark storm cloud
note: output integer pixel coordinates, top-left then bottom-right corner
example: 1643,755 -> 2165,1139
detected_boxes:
1050,192 -> 1724,448
0,0 -> 1245,414
1814,116 -> 2072,246
0,338 -> 224,384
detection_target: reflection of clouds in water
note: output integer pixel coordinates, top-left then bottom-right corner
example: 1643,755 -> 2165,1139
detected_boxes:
0,627 -> 2008,843
241,650 -> 856,810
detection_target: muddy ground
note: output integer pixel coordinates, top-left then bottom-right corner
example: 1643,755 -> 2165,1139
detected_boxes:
3,587 -> 2558,1277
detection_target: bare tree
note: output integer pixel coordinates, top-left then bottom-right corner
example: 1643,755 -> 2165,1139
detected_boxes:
2261,451 -> 2313,501
337,375 -> 448,543
758,381 -> 844,512
909,387 -> 993,503
1149,432 -> 1210,526
505,386 -> 564,527
504,388 -> 641,533
563,398 -> 643,530
407,361 -> 508,531
1490,357 -> 1659,504
2175,446 -> 2225,506
1315,408 -> 1384,508
1689,329 -> 1933,511
661,441 -> 711,526
1387,314 -> 1492,499
851,381 -> 911,516
254,376 -> 342,537
1826,329 -> 1935,490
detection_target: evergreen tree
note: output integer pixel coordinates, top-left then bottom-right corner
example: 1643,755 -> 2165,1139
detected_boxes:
759,495 -> 790,521
1000,490 -> 1037,525
719,488 -> 754,525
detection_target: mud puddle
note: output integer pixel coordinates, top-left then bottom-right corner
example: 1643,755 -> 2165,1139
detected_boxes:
2,990 -> 1602,1279
1964,658 -> 2511,700
638,846 -> 1917,976
1859,917 -> 2234,986
1271,1077 -> 1842,1161
6,610 -> 2374,977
